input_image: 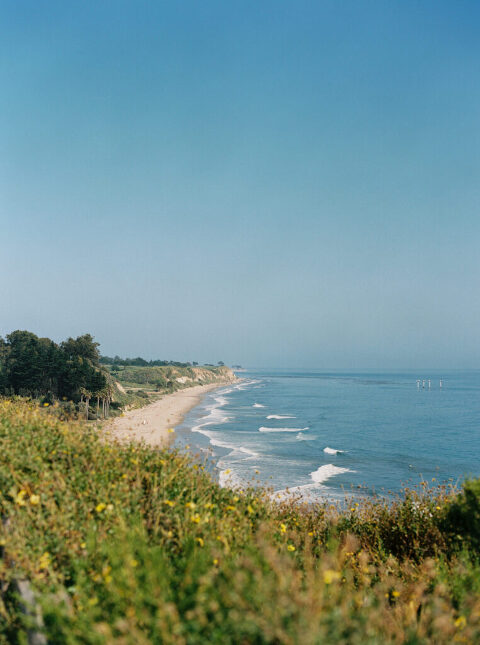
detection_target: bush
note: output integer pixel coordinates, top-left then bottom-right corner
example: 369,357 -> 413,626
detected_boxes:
443,478 -> 480,552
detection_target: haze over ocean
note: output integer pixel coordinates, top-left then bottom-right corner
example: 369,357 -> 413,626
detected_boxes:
2,1 -> 480,369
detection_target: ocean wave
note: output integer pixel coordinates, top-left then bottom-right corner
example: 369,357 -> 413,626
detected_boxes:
259,426 -> 309,433
323,447 -> 344,455
266,415 -> 295,420
253,403 -> 265,408
310,464 -> 351,483
296,432 -> 315,441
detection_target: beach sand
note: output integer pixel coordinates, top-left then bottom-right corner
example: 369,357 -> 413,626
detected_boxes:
107,383 -> 227,447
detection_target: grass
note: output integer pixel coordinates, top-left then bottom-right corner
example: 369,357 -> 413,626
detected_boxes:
1,399 -> 480,643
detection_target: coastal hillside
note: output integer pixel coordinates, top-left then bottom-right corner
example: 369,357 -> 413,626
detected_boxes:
1,400 -> 480,643
0,330 -> 235,418
107,363 -> 236,412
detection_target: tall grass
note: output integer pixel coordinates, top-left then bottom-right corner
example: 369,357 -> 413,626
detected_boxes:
1,399 -> 479,643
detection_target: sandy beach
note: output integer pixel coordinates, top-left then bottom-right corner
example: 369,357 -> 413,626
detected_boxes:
107,383 -> 227,447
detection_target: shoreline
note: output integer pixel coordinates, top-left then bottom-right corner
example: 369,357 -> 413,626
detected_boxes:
107,382 -> 232,447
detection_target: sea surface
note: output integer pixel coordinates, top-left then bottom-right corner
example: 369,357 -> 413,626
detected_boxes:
175,369 -> 480,501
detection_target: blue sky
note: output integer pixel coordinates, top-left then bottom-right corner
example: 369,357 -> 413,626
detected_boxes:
2,1 -> 480,367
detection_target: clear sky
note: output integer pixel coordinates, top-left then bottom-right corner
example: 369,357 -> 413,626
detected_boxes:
2,1 -> 480,368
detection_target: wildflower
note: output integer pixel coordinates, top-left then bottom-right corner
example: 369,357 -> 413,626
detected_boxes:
225,505 -> 236,511
16,490 -> 27,506
95,503 -> 106,513
29,494 -> 40,506
213,558 -> 219,565
280,523 -> 287,534
80,542 -> 86,549
191,514 -> 201,524
38,552 -> 51,570
287,544 -> 296,552
247,505 -> 254,514
308,531 -> 314,536
168,428 -> 175,433
164,500 -> 175,507
455,616 -> 466,629
43,402 -> 49,407
196,537 -> 204,547
185,501 -> 196,509
436,506 -> 441,510
129,558 -> 138,567
323,569 -> 341,584
392,590 -> 400,598
224,469 -> 231,475
204,502 -> 214,509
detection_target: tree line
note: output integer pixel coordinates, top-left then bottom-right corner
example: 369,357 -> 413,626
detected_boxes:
99,356 -> 193,368
0,331 -> 110,417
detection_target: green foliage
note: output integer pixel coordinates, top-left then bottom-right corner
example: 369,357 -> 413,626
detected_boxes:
1,400 -> 480,643
0,331 -> 106,403
443,478 -> 480,552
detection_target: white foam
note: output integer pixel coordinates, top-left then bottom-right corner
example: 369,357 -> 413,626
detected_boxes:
296,432 -> 315,441
259,426 -> 309,433
219,469 -> 243,489
323,447 -> 344,455
310,464 -> 351,484
266,415 -> 295,420
253,403 -> 265,408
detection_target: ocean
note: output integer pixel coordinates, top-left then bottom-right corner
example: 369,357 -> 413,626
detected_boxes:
174,369 -> 480,501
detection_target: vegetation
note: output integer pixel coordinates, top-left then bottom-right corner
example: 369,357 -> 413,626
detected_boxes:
1,400 -> 480,643
0,331 -> 233,420
0,331 -> 108,415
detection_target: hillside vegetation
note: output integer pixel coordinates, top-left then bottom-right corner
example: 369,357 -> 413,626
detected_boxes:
0,330 -> 235,419
1,400 -> 480,643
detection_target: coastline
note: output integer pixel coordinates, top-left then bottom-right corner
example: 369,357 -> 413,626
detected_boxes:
107,382 -> 232,448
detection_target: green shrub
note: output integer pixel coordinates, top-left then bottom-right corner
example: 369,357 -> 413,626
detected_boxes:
443,478 -> 480,552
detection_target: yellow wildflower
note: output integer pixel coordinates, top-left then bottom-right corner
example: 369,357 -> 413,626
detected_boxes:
224,469 -> 231,475
186,501 -> 196,509
287,544 -> 296,552
392,590 -> 400,598
213,558 -> 219,565
191,514 -> 201,524
95,503 -> 106,513
455,616 -> 466,629
280,523 -> 287,534
164,500 -> 175,507
29,494 -> 40,506
196,537 -> 204,547
16,490 -> 27,506
38,552 -> 51,570
43,402 -> 49,407
247,505 -> 254,514
80,542 -> 86,549
323,569 -> 341,584
168,428 -> 175,433
225,505 -> 236,511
